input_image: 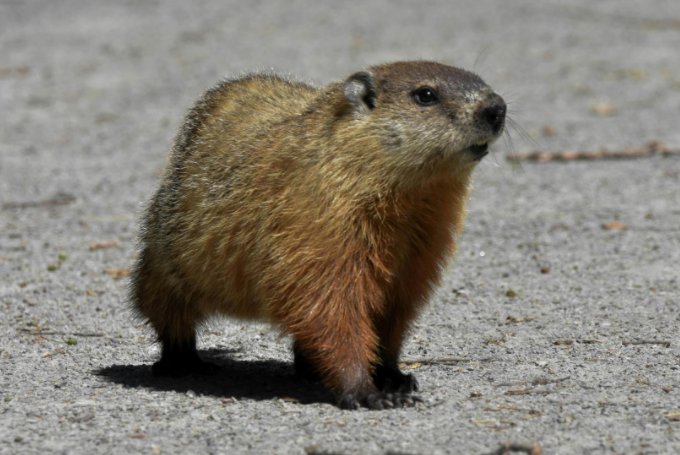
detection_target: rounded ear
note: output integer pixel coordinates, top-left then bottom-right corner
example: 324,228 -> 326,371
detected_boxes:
342,71 -> 376,113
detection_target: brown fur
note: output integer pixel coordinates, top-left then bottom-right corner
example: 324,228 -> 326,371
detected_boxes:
131,61 -> 505,408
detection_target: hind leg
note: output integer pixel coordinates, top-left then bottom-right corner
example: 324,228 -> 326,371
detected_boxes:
147,293 -> 220,377
131,252 -> 218,377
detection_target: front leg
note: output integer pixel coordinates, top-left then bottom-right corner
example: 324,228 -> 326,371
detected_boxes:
278,259 -> 419,409
373,301 -> 421,395
292,313 -> 415,410
294,337 -> 418,408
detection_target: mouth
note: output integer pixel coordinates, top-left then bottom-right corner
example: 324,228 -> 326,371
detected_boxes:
468,143 -> 489,161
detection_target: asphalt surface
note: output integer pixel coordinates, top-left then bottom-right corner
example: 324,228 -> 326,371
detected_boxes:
1,1 -> 679,454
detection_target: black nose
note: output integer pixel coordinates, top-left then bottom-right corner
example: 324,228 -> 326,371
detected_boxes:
480,95 -> 506,134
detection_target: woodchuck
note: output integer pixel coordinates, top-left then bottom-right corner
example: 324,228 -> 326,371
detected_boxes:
130,61 -> 506,409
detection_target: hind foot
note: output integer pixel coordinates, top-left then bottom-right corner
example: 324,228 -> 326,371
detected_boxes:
152,336 -> 220,377
152,355 -> 220,377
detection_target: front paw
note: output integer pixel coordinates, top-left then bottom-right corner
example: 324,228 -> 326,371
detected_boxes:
337,391 -> 422,410
382,372 -> 419,394
374,365 -> 419,393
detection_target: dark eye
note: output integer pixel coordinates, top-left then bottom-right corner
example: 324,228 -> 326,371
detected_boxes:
412,87 -> 439,106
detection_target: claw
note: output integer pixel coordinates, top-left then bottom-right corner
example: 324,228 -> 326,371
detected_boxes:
337,394 -> 361,410
366,394 -> 385,410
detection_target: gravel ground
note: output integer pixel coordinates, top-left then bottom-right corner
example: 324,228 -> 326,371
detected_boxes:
1,1 -> 679,454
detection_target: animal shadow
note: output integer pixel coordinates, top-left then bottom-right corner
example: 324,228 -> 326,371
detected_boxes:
96,348 -> 332,405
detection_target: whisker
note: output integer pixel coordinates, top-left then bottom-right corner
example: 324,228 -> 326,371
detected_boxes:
473,45 -> 492,72
506,116 -> 539,149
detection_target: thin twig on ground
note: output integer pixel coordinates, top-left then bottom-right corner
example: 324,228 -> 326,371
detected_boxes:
17,328 -> 106,337
486,442 -> 542,455
622,340 -> 671,348
507,141 -> 678,162
2,192 -> 76,210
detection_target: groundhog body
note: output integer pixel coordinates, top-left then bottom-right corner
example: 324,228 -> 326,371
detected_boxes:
131,61 -> 505,409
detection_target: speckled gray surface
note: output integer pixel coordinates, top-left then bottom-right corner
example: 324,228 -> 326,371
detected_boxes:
1,1 -> 679,454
